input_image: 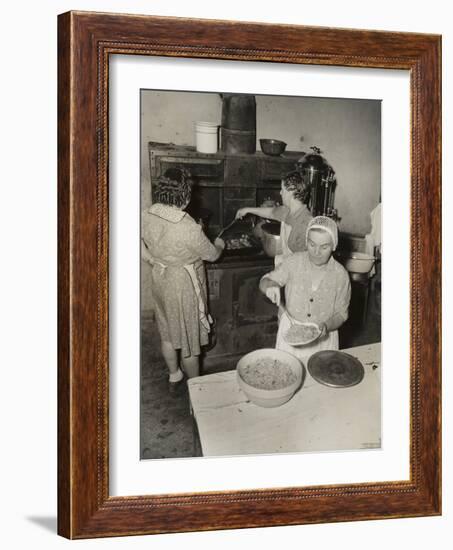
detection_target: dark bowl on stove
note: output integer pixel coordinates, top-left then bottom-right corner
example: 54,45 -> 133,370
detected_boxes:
260,139 -> 287,156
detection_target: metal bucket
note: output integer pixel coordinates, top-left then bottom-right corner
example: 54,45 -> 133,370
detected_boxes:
261,222 -> 283,257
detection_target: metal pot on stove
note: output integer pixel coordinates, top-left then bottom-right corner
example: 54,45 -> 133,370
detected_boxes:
261,222 -> 283,258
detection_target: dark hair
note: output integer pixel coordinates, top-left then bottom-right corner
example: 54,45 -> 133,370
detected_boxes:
282,170 -> 310,205
154,168 -> 193,208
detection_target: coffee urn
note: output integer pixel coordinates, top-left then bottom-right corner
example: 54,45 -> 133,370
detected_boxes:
297,146 -> 339,220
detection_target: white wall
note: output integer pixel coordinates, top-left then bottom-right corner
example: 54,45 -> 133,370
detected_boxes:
257,95 -> 381,234
141,92 -> 380,234
141,91 -> 222,207
1,1 -> 451,550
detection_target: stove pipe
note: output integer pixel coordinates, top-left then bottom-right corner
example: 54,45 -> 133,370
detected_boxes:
220,94 -> 256,155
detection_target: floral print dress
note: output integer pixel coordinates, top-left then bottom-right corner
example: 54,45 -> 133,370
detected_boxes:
142,204 -> 221,357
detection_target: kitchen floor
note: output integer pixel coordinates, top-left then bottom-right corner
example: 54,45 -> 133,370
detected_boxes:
140,285 -> 381,461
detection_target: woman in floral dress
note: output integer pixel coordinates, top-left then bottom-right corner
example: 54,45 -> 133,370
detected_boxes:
141,168 -> 225,388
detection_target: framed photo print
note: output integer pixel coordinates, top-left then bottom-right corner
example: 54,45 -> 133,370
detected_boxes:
58,11 -> 441,538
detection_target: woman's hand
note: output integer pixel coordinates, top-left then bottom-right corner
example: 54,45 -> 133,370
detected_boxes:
318,322 -> 328,338
214,237 -> 225,250
235,208 -> 249,220
265,286 -> 281,306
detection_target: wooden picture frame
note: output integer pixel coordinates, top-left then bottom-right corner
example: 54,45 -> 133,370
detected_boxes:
57,11 -> 441,539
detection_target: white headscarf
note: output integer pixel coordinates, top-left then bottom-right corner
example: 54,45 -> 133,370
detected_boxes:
306,216 -> 339,250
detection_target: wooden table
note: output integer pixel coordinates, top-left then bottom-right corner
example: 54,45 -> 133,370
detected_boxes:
188,343 -> 381,457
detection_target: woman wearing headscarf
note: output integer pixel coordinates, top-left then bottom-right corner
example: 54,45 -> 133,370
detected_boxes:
259,216 -> 351,364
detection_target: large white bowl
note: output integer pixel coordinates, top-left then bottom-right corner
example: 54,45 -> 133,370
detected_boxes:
236,348 -> 303,408
336,251 -> 375,274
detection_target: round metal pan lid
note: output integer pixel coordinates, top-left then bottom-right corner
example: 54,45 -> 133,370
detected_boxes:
307,350 -> 365,388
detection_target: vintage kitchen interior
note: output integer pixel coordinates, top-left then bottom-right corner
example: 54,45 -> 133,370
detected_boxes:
140,90 -> 382,460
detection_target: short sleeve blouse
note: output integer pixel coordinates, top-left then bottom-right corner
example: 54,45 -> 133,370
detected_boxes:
271,205 -> 313,252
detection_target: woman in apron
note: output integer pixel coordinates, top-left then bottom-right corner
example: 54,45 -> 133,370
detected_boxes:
141,168 -> 225,390
259,216 -> 351,366
235,170 -> 313,265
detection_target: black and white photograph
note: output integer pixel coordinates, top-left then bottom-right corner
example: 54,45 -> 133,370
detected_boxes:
2,0 -> 448,547
140,90 -> 382,460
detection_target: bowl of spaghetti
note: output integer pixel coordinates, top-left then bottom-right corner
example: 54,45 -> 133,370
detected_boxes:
236,349 -> 303,408
283,322 -> 321,346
